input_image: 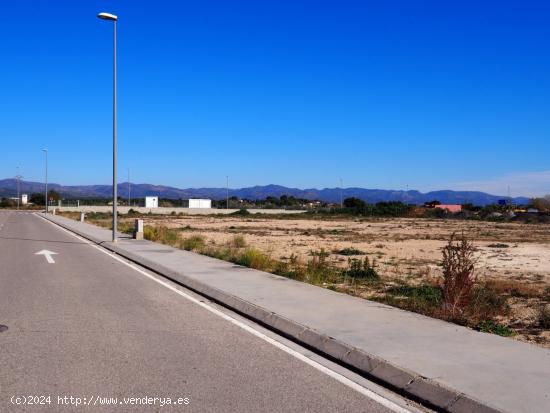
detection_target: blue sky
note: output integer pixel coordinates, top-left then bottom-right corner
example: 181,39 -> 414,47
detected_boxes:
1,1 -> 549,196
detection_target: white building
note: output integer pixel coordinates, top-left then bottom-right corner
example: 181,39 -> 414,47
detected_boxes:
145,196 -> 158,208
21,194 -> 28,205
188,199 -> 211,209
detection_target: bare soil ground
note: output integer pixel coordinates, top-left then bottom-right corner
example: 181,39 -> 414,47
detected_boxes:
144,215 -> 550,282
63,211 -> 550,347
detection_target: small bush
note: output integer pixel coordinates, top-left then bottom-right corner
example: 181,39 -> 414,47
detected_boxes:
336,247 -> 365,256
386,285 -> 443,307
234,248 -> 272,270
467,284 -> 510,324
229,235 -> 247,248
309,248 -> 330,258
441,233 -> 477,319
181,235 -> 206,251
144,226 -> 180,246
538,305 -> 550,329
476,320 -> 515,337
345,257 -> 378,279
487,243 -> 509,248
383,284 -> 443,315
231,208 -> 250,216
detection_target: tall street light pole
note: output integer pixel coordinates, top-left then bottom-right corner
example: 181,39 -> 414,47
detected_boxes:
98,12 -> 118,242
42,149 -> 48,214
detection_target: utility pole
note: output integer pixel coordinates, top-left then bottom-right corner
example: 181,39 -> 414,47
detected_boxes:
43,149 -> 48,214
226,176 -> 229,209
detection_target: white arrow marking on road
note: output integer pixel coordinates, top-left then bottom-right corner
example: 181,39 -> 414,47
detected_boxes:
35,249 -> 58,264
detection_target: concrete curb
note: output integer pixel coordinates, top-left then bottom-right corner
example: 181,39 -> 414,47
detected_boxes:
43,214 -> 503,413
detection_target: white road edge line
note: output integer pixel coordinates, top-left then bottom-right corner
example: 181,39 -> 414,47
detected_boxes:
37,214 -> 413,413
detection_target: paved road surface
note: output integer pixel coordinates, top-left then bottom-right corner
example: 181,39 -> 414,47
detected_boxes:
0,211 -> 410,412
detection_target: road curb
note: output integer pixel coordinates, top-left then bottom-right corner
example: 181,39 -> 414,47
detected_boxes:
43,214 -> 503,413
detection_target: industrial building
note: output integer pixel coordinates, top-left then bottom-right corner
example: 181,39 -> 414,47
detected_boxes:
183,199 -> 212,209
145,196 -> 158,208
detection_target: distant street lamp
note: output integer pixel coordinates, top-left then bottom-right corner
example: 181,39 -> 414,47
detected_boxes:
226,176 -> 229,209
15,169 -> 22,210
42,149 -> 48,214
97,11 -> 118,242
128,168 -> 131,206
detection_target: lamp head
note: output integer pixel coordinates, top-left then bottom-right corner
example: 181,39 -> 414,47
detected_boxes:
98,12 -> 117,21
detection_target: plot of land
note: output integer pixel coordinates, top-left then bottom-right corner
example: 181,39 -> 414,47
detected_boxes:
61,211 -> 550,347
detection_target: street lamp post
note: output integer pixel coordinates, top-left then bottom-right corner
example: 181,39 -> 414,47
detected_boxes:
98,12 -> 118,242
42,149 -> 48,214
16,170 -> 22,211
226,176 -> 229,209
128,168 -> 131,207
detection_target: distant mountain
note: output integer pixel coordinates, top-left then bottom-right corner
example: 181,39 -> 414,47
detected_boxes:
0,179 -> 530,206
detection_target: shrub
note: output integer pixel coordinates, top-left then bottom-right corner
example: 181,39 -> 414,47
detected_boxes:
345,257 -> 378,279
229,235 -> 247,248
467,284 -> 510,324
181,235 -> 206,251
336,247 -> 365,256
441,233 -> 477,319
234,248 -> 272,270
387,284 -> 442,306
538,305 -> 550,329
476,320 -> 515,337
384,284 -> 443,315
487,243 -> 509,248
231,208 -> 250,216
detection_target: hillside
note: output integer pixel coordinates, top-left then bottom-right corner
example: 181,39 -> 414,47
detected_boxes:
0,179 -> 529,205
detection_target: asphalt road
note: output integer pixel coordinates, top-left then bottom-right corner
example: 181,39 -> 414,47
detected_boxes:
0,211 -> 407,413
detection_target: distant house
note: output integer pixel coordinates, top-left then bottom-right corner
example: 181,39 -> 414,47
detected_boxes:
434,204 -> 462,213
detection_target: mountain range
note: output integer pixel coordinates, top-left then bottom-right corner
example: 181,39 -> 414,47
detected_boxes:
0,179 -> 530,206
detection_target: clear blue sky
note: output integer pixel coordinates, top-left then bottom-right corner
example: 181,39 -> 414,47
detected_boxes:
1,1 -> 549,196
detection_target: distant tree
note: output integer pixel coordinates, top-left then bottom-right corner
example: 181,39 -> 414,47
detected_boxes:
48,190 -> 61,202
531,196 -> 550,213
0,198 -> 16,208
424,200 -> 441,207
343,197 -> 366,209
373,201 -> 413,217
30,192 -> 45,205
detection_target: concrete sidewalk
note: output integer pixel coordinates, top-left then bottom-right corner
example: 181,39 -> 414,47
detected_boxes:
43,213 -> 550,413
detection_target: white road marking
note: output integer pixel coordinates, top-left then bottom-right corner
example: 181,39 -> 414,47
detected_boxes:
35,249 -> 58,264
37,214 -> 414,413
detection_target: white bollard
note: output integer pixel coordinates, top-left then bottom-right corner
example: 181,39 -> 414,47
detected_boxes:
80,212 -> 85,222
134,219 -> 144,240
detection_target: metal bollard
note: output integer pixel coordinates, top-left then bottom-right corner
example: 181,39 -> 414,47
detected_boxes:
134,219 -> 144,240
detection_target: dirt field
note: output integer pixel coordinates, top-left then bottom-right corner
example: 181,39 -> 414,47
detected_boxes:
63,211 -> 550,347
143,215 -> 550,283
